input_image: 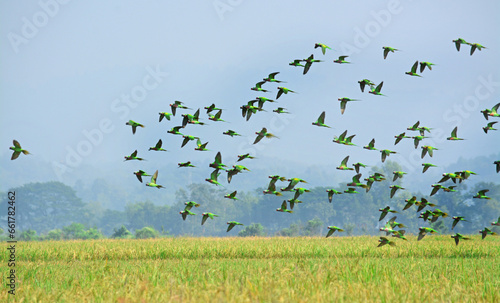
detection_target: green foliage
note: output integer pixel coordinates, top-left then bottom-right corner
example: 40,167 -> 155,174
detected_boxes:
303,217 -> 323,236
62,223 -> 104,240
111,225 -> 133,239
19,229 -> 38,241
277,222 -> 302,237
344,223 -> 356,236
46,229 -> 63,241
238,223 -> 266,237
135,227 -> 159,239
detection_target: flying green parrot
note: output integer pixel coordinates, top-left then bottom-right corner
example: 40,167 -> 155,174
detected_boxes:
303,54 -> 323,75
263,72 -> 285,83
326,189 -> 342,203
167,126 -> 184,136
473,189 -> 491,199
457,170 -> 476,180
124,150 -> 144,161
226,221 -> 243,232
326,226 -> 344,238
276,86 -> 297,99
281,178 -> 307,192
390,185 -> 405,198
293,187 -> 310,200
159,112 -> 172,122
178,161 -> 195,168
347,174 -> 368,189
273,107 -> 290,114
223,130 -> 241,137
170,100 -> 191,116
205,169 -> 223,187
394,132 -> 410,145
391,230 -> 407,241
447,126 -> 464,140
149,139 -> 167,151
9,140 -> 30,160
204,103 -> 223,114
419,61 -> 435,73
382,46 -> 399,59
133,170 -> 150,183
333,130 -> 347,145
451,233 -> 470,245
483,121 -> 498,134
380,149 -> 397,163
145,170 -> 164,189
403,196 -> 417,211
416,198 -> 436,212
184,201 -> 200,211
254,127 -> 278,144
418,227 -> 438,241
315,43 -> 332,55
363,138 -> 377,150
422,163 -> 437,173
495,161 -> 500,173
194,138 -> 210,151
201,212 -> 219,225
224,191 -> 238,200
479,227 -> 497,239
209,152 -> 227,170
263,182 -> 282,196
452,38 -> 468,51
421,145 -> 438,159
237,153 -> 255,162
358,79 -> 375,93
333,55 -> 350,64
344,188 -> 359,194
179,209 -> 196,221
208,110 -> 226,122
125,120 -> 144,134
379,206 -> 398,221
287,198 -> 302,210
393,171 -> 407,182
312,111 -> 331,127
353,162 -> 367,174
412,135 -> 429,149
289,59 -> 305,67
405,61 -> 421,77
369,81 -> 385,96
451,216 -> 467,230
468,42 -> 487,56
338,98 -> 360,115
276,200 -> 293,213
336,156 -> 354,171
481,102 -> 500,120
491,216 -> 500,226
251,81 -> 269,92
181,135 -> 199,148
377,237 -> 396,247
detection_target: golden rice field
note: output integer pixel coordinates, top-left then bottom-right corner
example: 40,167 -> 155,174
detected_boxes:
1,236 -> 499,302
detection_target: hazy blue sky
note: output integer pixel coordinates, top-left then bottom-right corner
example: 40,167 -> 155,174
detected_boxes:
1,0 -> 499,198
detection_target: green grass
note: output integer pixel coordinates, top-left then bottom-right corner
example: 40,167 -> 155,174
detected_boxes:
1,236 -> 499,302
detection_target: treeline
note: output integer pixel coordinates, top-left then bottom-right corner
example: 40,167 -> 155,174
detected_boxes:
1,162 -> 499,239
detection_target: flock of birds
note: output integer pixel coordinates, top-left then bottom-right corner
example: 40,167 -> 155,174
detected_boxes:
9,37 -> 500,246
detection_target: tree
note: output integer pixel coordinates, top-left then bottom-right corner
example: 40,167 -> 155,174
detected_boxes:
111,225 -> 133,239
238,223 -> 266,237
135,227 -> 159,239
1,182 -> 86,234
19,229 -> 38,241
303,218 -> 323,236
